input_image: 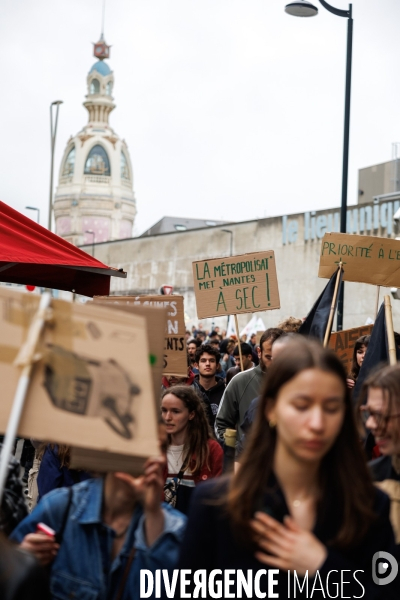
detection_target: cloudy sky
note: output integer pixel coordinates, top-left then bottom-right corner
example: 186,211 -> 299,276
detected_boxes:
2,0 -> 400,235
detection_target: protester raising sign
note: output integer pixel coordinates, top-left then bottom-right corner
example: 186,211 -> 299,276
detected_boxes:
192,251 -> 280,319
319,232 -> 400,287
0,288 -> 159,475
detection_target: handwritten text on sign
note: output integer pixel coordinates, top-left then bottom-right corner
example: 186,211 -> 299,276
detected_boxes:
319,232 -> 400,287
192,252 -> 280,319
328,325 -> 373,373
129,296 -> 187,376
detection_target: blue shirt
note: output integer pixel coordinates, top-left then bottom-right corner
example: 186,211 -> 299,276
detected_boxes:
11,478 -> 186,600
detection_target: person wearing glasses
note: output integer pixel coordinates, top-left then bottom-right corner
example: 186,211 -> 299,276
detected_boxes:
362,364 -> 400,556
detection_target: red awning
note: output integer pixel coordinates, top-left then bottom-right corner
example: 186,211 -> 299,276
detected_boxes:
0,201 -> 126,297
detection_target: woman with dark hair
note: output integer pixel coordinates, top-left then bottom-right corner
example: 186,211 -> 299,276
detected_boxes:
346,334 -> 371,389
0,533 -> 50,600
161,385 -> 223,514
361,363 -> 400,555
36,444 -> 91,502
178,338 -> 397,598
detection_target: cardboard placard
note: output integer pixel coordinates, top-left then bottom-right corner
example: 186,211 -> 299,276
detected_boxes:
0,288 -> 159,474
319,232 -> 400,287
96,296 -> 187,378
192,251 -> 280,319
92,297 -> 167,406
256,330 -> 265,346
328,325 -> 373,373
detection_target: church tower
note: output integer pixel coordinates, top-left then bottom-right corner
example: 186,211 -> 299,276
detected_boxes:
54,35 -> 136,246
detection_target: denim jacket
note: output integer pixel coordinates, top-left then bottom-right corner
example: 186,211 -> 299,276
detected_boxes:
10,478 -> 187,600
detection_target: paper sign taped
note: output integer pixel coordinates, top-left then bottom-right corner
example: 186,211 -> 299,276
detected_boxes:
328,325 -> 373,373
0,288 -> 159,474
92,297 -> 167,407
192,251 -> 280,319
319,232 -> 400,287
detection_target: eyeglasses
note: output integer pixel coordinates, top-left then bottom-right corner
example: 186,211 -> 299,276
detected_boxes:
359,406 -> 400,429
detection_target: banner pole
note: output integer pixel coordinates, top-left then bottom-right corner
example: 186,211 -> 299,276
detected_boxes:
375,286 -> 380,320
323,265 -> 343,348
234,314 -> 244,371
0,292 -> 52,503
384,295 -> 397,366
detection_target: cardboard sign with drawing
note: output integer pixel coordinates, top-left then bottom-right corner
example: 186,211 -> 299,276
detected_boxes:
92,296 -> 168,407
0,288 -> 159,474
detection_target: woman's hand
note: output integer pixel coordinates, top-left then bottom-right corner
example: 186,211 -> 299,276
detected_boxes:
346,378 -> 355,389
20,532 -> 59,566
250,512 -> 327,576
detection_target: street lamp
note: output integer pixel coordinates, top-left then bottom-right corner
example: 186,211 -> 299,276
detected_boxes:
48,100 -> 63,231
285,0 -> 353,331
222,229 -> 233,257
25,206 -> 40,224
85,230 -> 95,257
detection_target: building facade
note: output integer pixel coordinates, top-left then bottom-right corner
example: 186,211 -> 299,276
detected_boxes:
81,196 -> 400,332
54,35 -> 136,247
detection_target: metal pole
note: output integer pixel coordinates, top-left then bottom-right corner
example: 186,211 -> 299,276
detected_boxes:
336,7 -> 353,332
48,101 -> 63,231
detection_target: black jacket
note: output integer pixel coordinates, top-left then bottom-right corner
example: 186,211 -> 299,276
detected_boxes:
195,376 -> 225,427
370,455 -> 400,482
0,541 -> 50,600
178,477 -> 399,599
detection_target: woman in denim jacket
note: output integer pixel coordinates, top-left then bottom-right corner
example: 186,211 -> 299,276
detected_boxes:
10,457 -> 186,600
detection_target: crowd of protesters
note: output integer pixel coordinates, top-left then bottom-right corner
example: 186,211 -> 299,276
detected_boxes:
0,317 -> 400,599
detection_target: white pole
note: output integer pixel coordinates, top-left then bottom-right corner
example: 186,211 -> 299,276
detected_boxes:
0,292 -> 52,502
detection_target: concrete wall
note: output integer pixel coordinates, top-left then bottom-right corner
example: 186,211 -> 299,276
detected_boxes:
81,201 -> 400,333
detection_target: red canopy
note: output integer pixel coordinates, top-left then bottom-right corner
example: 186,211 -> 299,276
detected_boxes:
0,201 -> 126,297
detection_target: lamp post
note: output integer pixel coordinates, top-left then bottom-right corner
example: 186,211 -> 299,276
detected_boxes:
222,229 -> 233,257
85,230 -> 95,257
48,100 -> 63,231
25,206 -> 40,224
222,229 -> 234,331
285,0 -> 353,331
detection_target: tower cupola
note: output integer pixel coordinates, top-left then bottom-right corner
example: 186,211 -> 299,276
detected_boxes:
53,34 -> 137,246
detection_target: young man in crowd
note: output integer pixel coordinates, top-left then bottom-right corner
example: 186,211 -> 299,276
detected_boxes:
214,328 -> 283,444
194,344 -> 225,427
225,342 -> 254,384
187,337 -> 202,370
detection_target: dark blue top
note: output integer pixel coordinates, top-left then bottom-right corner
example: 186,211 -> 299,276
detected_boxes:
37,445 -> 91,501
178,478 -> 399,599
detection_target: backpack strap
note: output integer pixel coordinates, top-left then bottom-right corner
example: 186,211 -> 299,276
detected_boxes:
114,546 -> 136,600
55,486 -> 73,545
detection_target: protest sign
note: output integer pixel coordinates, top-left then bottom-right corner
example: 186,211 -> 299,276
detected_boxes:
319,232 -> 400,287
328,325 -> 373,373
0,288 -> 159,474
92,296 -> 167,405
192,251 -> 280,319
96,295 -> 187,377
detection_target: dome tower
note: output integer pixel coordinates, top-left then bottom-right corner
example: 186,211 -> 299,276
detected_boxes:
54,35 -> 136,246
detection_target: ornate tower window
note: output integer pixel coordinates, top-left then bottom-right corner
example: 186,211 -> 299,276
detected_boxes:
62,146 -> 75,176
121,151 -> 130,180
106,81 -> 113,96
90,79 -> 100,94
84,145 -> 111,175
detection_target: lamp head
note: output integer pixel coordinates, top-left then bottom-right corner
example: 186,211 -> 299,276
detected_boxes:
285,1 -> 318,17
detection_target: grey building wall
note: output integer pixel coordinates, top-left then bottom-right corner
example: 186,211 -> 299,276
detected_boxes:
358,160 -> 400,204
82,198 -> 400,333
